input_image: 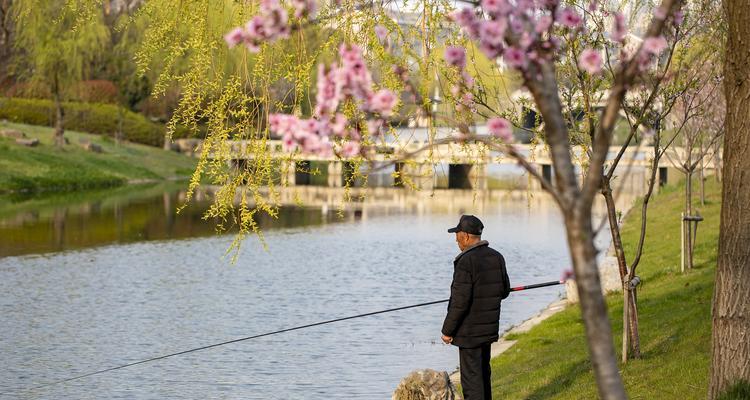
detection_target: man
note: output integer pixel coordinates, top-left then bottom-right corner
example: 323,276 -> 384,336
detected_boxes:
441,215 -> 511,400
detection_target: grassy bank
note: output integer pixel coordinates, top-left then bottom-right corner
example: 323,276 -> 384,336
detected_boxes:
490,179 -> 722,399
0,122 -> 197,194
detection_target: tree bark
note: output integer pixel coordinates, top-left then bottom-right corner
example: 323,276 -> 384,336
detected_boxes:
53,73 -> 65,148
709,0 -> 750,397
601,177 -> 640,362
566,210 -> 628,400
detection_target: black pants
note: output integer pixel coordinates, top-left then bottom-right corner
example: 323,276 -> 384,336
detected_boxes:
459,343 -> 492,400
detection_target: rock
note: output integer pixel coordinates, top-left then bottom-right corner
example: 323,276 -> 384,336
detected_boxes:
392,369 -> 461,400
15,138 -> 40,147
1,129 -> 26,139
173,138 -> 203,155
83,142 -> 103,153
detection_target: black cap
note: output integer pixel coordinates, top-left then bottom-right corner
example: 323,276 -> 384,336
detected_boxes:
447,215 -> 484,235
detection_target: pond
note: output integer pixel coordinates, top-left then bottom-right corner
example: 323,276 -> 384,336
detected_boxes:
0,183 -> 627,399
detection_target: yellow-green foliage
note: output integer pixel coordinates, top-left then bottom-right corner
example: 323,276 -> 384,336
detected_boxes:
133,0 -> 491,256
12,0 -> 109,96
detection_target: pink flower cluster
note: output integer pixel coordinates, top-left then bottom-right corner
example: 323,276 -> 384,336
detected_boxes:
224,0 -> 316,52
578,48 -> 603,74
443,46 -> 475,114
487,117 -> 514,142
449,0 -> 584,73
637,35 -> 668,71
268,45 -> 398,157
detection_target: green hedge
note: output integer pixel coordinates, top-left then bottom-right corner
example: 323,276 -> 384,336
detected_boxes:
0,97 -> 196,146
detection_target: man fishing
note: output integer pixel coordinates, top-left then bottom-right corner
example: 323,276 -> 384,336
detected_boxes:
441,215 -> 511,400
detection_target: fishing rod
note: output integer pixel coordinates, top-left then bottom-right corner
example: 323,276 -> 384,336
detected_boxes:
4,279 -> 566,396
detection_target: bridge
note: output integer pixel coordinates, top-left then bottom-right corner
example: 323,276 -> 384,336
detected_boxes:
174,137 -> 720,191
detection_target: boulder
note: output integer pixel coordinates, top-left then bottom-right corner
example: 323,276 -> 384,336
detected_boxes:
15,138 -> 40,147
83,142 -> 103,153
173,138 -> 203,155
392,369 -> 461,400
1,129 -> 26,139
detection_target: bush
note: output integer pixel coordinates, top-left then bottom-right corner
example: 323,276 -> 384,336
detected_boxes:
718,380 -> 750,400
0,97 -> 199,146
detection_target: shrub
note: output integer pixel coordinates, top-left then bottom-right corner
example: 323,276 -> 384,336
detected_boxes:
0,97 -> 199,146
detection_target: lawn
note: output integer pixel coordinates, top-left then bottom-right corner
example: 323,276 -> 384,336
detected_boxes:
490,178 -> 722,399
0,122 -> 197,193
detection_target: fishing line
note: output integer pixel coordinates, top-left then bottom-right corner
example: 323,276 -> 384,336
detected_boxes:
3,279 -> 565,396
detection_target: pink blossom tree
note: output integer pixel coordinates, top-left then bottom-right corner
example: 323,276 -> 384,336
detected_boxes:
221,0 -> 686,397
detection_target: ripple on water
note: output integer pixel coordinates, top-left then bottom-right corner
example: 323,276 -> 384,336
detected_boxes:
1,205 -> 577,399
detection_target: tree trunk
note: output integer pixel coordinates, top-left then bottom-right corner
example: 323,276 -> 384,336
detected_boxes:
53,74 -> 65,148
601,177 -> 640,362
116,106 -> 124,146
566,209 -> 628,400
685,168 -> 694,270
709,0 -> 750,397
700,142 -> 706,207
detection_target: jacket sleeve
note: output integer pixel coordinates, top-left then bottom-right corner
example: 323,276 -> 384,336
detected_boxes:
441,258 -> 474,336
500,255 -> 511,300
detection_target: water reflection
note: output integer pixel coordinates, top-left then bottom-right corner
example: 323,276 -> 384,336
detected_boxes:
0,182 -> 642,399
0,183 -> 638,258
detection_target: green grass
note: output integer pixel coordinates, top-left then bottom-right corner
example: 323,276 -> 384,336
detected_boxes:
490,178 -> 722,399
0,122 -> 198,193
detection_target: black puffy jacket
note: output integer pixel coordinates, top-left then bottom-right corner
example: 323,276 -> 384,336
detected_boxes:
441,241 -> 511,348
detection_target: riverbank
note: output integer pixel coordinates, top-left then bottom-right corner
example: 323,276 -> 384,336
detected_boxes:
0,122 -> 197,194
481,178 -> 721,399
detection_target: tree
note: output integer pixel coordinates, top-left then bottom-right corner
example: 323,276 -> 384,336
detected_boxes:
12,0 -> 108,147
709,0 -> 750,397
139,0 -> 683,397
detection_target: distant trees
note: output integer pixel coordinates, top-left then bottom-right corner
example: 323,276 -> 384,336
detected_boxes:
12,0 -> 109,147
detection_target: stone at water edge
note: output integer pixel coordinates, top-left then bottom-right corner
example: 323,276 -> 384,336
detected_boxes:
1,129 -> 26,139
15,138 -> 40,147
392,369 -> 461,400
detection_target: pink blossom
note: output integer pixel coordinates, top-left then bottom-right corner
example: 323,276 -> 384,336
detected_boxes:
450,8 -> 481,38
673,10 -> 685,25
281,133 -> 297,152
291,0 -> 316,18
503,47 -> 527,69
479,40 -> 503,59
653,6 -> 667,20
269,114 -> 299,137
561,269 -> 575,281
578,48 -> 602,74
487,117 -> 513,141
481,0 -> 511,17
374,25 -> 388,41
588,0 -> 598,12
331,113 -> 348,137
369,89 -> 398,116
224,27 -> 245,48
642,36 -> 668,56
444,46 -> 467,69
518,32 -> 534,49
479,20 -> 507,47
341,141 -> 360,157
612,13 -> 627,43
301,132 -> 321,153
558,8 -> 582,28
535,15 -> 553,34
318,136 -> 333,157
315,64 -> 342,116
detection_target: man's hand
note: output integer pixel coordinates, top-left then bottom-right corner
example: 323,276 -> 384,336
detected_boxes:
441,335 -> 453,344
